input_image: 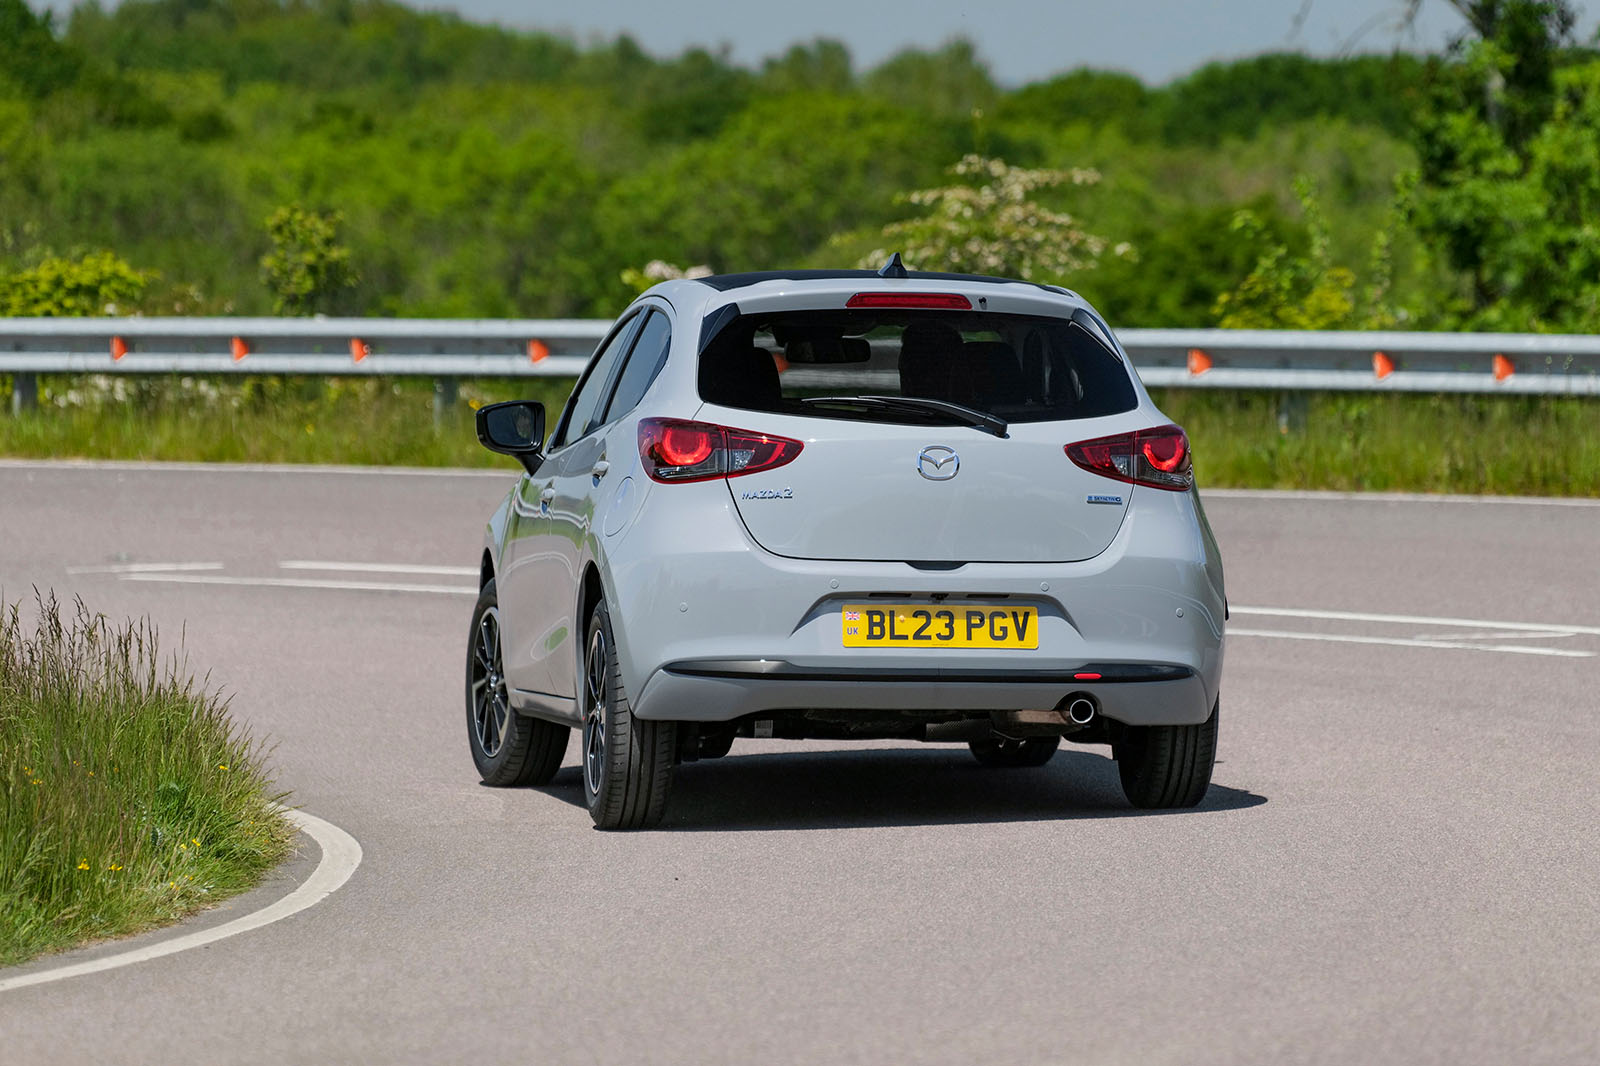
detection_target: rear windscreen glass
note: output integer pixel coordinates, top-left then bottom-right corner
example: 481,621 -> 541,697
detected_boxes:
697,310 -> 1136,424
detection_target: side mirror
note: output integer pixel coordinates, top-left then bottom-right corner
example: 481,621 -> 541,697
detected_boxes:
476,400 -> 545,474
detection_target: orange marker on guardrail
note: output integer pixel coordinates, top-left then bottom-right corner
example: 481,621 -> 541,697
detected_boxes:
1373,351 -> 1395,380
350,338 -> 370,363
110,336 -> 127,361
1186,348 -> 1212,375
1493,353 -> 1514,381
527,339 -> 549,364
231,337 -> 249,362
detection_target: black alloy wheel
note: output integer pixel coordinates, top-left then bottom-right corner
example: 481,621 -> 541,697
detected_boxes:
466,580 -> 568,787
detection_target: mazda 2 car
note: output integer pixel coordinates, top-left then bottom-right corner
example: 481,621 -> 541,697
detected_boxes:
467,262 -> 1226,829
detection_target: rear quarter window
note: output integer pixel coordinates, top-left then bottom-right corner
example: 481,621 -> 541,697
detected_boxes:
603,310 -> 671,424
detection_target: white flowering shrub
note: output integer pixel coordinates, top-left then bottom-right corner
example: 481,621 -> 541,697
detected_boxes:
860,155 -> 1133,280
620,260 -> 714,292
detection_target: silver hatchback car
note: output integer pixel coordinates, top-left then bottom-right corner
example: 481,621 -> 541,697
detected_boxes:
468,263 -> 1226,828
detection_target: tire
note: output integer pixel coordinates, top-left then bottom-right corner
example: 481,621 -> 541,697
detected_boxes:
581,597 -> 676,829
466,580 -> 569,787
1114,699 -> 1219,809
968,735 -> 1060,768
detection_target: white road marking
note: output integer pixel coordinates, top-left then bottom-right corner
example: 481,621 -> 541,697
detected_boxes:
0,806 -> 361,994
66,562 -> 224,575
280,561 -> 478,577
1204,488 -> 1600,508
122,573 -> 475,596
1228,627 -> 1593,658
1232,605 -> 1600,637
1415,630 -> 1579,642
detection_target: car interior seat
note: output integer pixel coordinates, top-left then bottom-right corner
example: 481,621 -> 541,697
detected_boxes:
898,322 -> 970,403
1022,331 -> 1076,408
700,344 -> 782,410
963,340 -> 1026,407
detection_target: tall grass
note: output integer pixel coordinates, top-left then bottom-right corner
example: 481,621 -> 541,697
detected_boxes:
0,375 -> 1595,496
0,594 -> 291,966
1155,390 -> 1600,496
0,374 -> 571,467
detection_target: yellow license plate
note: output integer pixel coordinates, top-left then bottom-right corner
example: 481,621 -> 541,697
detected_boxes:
841,604 -> 1039,649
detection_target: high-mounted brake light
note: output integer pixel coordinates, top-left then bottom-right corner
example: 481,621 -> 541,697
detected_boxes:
638,418 -> 803,484
845,292 -> 972,310
1064,425 -> 1193,491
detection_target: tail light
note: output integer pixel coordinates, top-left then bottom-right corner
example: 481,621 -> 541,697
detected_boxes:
1064,425 -> 1192,491
638,418 -> 803,483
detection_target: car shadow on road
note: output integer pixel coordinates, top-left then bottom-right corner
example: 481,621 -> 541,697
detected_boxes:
540,746 -> 1265,831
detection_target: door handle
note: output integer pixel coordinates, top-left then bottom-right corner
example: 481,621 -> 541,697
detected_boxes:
590,460 -> 611,480
539,486 -> 555,512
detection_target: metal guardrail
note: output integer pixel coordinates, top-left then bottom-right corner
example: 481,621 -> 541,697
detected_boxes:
0,317 -> 603,378
2,318 -> 1598,417
1126,328 -> 1600,395
0,317 -> 605,418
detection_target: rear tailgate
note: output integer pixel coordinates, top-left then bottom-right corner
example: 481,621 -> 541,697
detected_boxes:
718,414 -> 1130,563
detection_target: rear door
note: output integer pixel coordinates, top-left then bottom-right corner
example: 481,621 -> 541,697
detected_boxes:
500,311 -> 642,699
541,309 -> 673,700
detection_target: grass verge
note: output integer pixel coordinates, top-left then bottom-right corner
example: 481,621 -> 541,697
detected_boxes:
0,374 -> 568,468
0,594 -> 292,967
0,374 -> 1595,496
1152,389 -> 1600,496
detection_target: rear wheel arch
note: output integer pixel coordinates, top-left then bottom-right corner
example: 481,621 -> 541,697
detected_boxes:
578,563 -> 605,651
578,559 -> 648,713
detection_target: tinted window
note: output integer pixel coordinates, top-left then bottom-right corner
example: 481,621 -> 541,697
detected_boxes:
697,309 -> 1136,424
550,313 -> 640,450
602,310 -> 671,424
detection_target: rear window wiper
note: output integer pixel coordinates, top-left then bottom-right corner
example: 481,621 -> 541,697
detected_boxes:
796,395 -> 1009,438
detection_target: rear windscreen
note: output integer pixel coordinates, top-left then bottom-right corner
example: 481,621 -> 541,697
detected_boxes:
697,309 -> 1137,424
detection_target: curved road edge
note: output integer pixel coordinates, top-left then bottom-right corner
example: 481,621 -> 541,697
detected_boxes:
0,806 -> 362,994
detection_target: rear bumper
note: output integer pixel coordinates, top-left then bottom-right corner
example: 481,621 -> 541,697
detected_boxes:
604,476 -> 1226,725
633,659 -> 1212,726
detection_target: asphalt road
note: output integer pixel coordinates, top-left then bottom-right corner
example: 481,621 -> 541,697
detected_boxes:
2,461 -> 1597,1065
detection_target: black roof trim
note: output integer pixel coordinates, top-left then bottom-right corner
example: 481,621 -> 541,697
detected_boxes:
694,269 -> 1071,296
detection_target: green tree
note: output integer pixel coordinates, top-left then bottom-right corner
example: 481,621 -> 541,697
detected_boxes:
858,154 -> 1132,281
995,69 -> 1153,138
760,40 -> 854,95
0,0 -> 82,98
593,94 -> 955,304
862,40 -> 997,117
1213,178 -> 1397,330
0,251 -> 152,316
259,204 -> 355,316
1402,0 -> 1590,323
1406,0 -> 1576,151
1156,54 -> 1426,144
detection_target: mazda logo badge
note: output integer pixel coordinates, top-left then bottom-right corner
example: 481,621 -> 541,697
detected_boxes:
917,445 -> 959,481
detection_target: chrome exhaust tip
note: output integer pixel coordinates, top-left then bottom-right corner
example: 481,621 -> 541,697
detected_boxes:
1066,695 -> 1097,726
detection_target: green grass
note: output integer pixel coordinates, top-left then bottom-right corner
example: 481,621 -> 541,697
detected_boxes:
1153,390 -> 1600,496
0,375 -> 573,468
0,594 -> 293,966
0,374 -> 1595,496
